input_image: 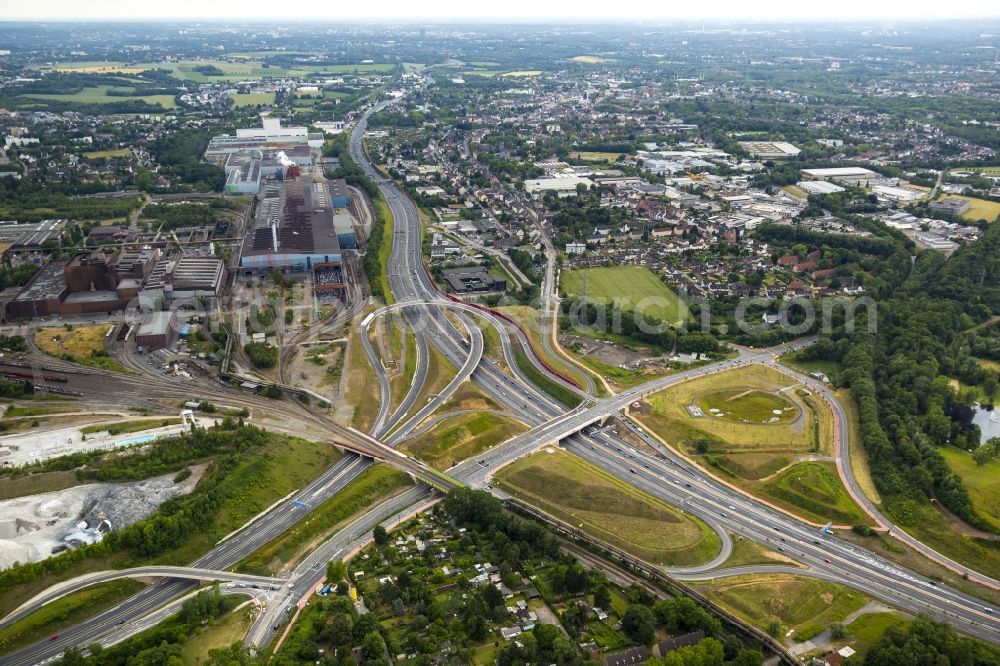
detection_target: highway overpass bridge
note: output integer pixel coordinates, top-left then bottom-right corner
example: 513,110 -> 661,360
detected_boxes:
1,566 -> 286,629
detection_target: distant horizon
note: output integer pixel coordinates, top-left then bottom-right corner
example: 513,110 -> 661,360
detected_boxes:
2,0 -> 999,23
2,16 -> 1000,24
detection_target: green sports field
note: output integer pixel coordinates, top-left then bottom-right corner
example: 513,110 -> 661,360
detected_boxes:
561,266 -> 688,325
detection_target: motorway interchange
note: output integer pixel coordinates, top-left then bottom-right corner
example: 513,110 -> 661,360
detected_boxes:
4,90 -> 1000,664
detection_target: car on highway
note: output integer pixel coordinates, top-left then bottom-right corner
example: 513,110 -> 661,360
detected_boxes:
50,634 -> 58,641
273,623 -> 281,631
629,468 -> 636,474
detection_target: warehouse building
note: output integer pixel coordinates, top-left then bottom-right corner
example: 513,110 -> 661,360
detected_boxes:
524,175 -> 595,196
135,310 -> 178,351
440,266 -> 506,294
929,197 -> 972,216
737,141 -> 801,159
800,167 -> 879,185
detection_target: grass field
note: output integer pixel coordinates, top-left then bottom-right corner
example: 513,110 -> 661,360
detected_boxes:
697,388 -> 798,424
569,151 -> 622,162
231,92 -> 275,107
698,574 -> 869,642
934,194 -> 1000,223
0,580 -> 144,654
761,462 -> 872,526
80,417 -> 181,436
83,149 -> 130,159
844,612 -> 907,657
35,325 -> 134,374
400,412 -> 526,470
179,606 -> 253,664
636,365 -> 872,525
238,464 -> 410,575
639,365 -> 822,456
782,185 -> 809,200
3,404 -> 79,418
501,70 -> 543,77
939,447 -> 1000,532
722,535 -> 802,568
0,470 -> 80,501
561,266 -> 688,325
51,61 -> 146,74
495,448 -> 721,566
22,85 -> 177,109
570,55 -> 613,64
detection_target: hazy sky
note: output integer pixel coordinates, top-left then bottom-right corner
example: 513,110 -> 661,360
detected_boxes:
4,0 -> 1000,21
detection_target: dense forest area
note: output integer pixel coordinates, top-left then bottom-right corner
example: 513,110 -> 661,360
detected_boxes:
801,219 -> 1000,535
143,129 -> 225,192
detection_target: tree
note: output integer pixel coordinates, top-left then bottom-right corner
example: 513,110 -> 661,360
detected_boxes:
593,585 -> 611,610
621,604 -> 656,645
361,631 -> 388,663
372,524 -> 389,546
327,559 -> 347,584
765,619 -> 783,638
983,375 -> 998,400
829,622 -> 847,640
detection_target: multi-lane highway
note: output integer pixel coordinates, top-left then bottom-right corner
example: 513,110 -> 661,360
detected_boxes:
6,84 -> 1000,664
344,91 -> 1000,646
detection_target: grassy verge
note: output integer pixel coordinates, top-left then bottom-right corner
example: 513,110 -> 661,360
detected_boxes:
400,412 -> 526,470
237,465 -> 411,575
495,448 -> 721,567
0,580 -> 144,653
886,500 -> 1000,580
697,574 -> 869,642
374,196 -> 394,305
513,345 -> 581,409
413,339 -> 457,408
34,325 -> 134,374
721,535 -> 801,569
835,388 -> 882,506
500,305 -> 597,391
3,404 -> 80,418
80,418 -> 181,436
388,321 -> 417,415
346,311 -> 381,431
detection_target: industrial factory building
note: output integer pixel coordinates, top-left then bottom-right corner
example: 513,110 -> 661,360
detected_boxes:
3,247 -> 227,320
239,175 -> 344,275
